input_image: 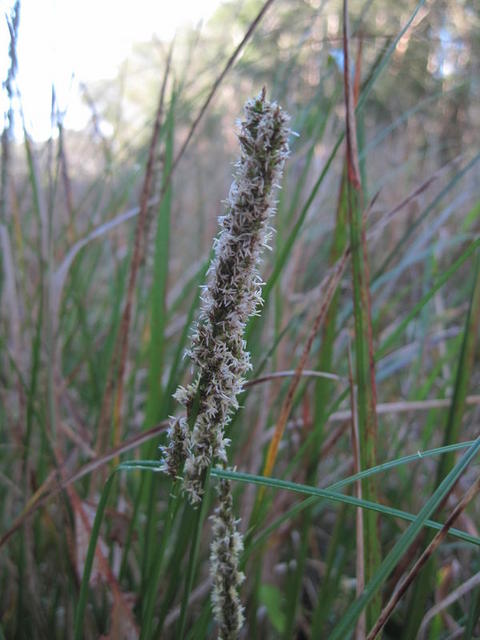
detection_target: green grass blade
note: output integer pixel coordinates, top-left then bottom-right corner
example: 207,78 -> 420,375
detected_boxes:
328,435 -> 480,640
283,161 -> 349,638
343,7 -> 381,620
177,469 -> 211,639
140,91 -> 175,615
402,246 -> 480,638
74,473 -> 116,640
117,443 -> 480,550
437,248 -> 480,480
144,93 -> 175,428
73,433 -> 480,640
376,152 -> 480,277
355,0 -> 426,115
247,134 -> 343,342
207,462 -> 480,548
376,237 -> 480,360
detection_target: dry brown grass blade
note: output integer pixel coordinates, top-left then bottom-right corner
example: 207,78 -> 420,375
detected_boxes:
169,0 -> 278,177
328,395 -> 480,422
262,247 -> 350,481
367,158 -> 460,246
52,201 -> 155,319
93,0 -> 275,454
79,81 -> 112,160
95,45 -> 173,457
0,420 -> 168,550
292,168 -> 446,307
366,474 -> 480,640
245,369 -> 347,388
66,476 -> 139,637
418,569 -> 480,638
45,441 -> 140,637
353,33 -> 363,105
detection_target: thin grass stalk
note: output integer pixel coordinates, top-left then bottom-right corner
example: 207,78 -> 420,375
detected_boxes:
343,0 -> 381,628
21,430 -> 480,636
375,152 -> 480,280
0,0 -> 19,227
169,0 -> 278,178
144,91 -> 175,431
349,342 -> 366,640
4,1 -> 478,632
46,94 -> 63,448
301,40 -> 362,637
177,470 -> 211,639
251,1 -> 425,342
74,473 -> 116,640
131,261 -> 210,620
367,475 -> 480,639
153,502 -> 201,637
402,247 -> 480,638
57,121 -> 76,242
140,90 -> 175,617
0,420 -> 168,550
417,571 -> 480,638
248,242 -> 350,623
119,260 -> 208,589
464,572 -> 480,639
310,504 -> 349,635
88,453 -> 480,547
375,237 -> 480,360
95,52 -> 172,457
0,0 -> 22,414
241,439 -> 480,562
133,0 -> 281,263
260,249 -> 350,488
314,163 -> 349,432
328,434 -> 480,639
271,89 -> 336,379
12,406 -> 480,561
139,484 -> 182,638
248,134 -> 343,338
282,163 -> 350,637
437,248 -> 480,480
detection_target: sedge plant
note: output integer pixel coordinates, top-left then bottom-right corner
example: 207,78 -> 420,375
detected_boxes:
3,2 -> 480,639
161,88 -> 291,638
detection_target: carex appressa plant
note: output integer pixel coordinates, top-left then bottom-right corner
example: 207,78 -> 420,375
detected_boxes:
161,88 -> 290,638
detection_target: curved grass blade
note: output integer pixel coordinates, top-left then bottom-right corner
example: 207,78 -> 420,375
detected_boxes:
207,458 -> 480,549
74,430 -> 480,640
401,246 -> 480,638
328,435 -> 480,640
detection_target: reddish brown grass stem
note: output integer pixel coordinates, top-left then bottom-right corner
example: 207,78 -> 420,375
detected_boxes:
95,46 -> 173,457
0,420 -> 168,550
169,0 -> 278,178
366,475 -> 480,639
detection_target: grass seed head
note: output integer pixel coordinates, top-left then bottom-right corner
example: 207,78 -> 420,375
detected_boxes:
165,89 -> 291,502
210,477 -> 245,640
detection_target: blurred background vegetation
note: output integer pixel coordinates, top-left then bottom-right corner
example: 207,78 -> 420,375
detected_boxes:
1,0 -> 480,637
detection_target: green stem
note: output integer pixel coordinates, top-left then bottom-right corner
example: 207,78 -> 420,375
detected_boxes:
177,468 -> 211,639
